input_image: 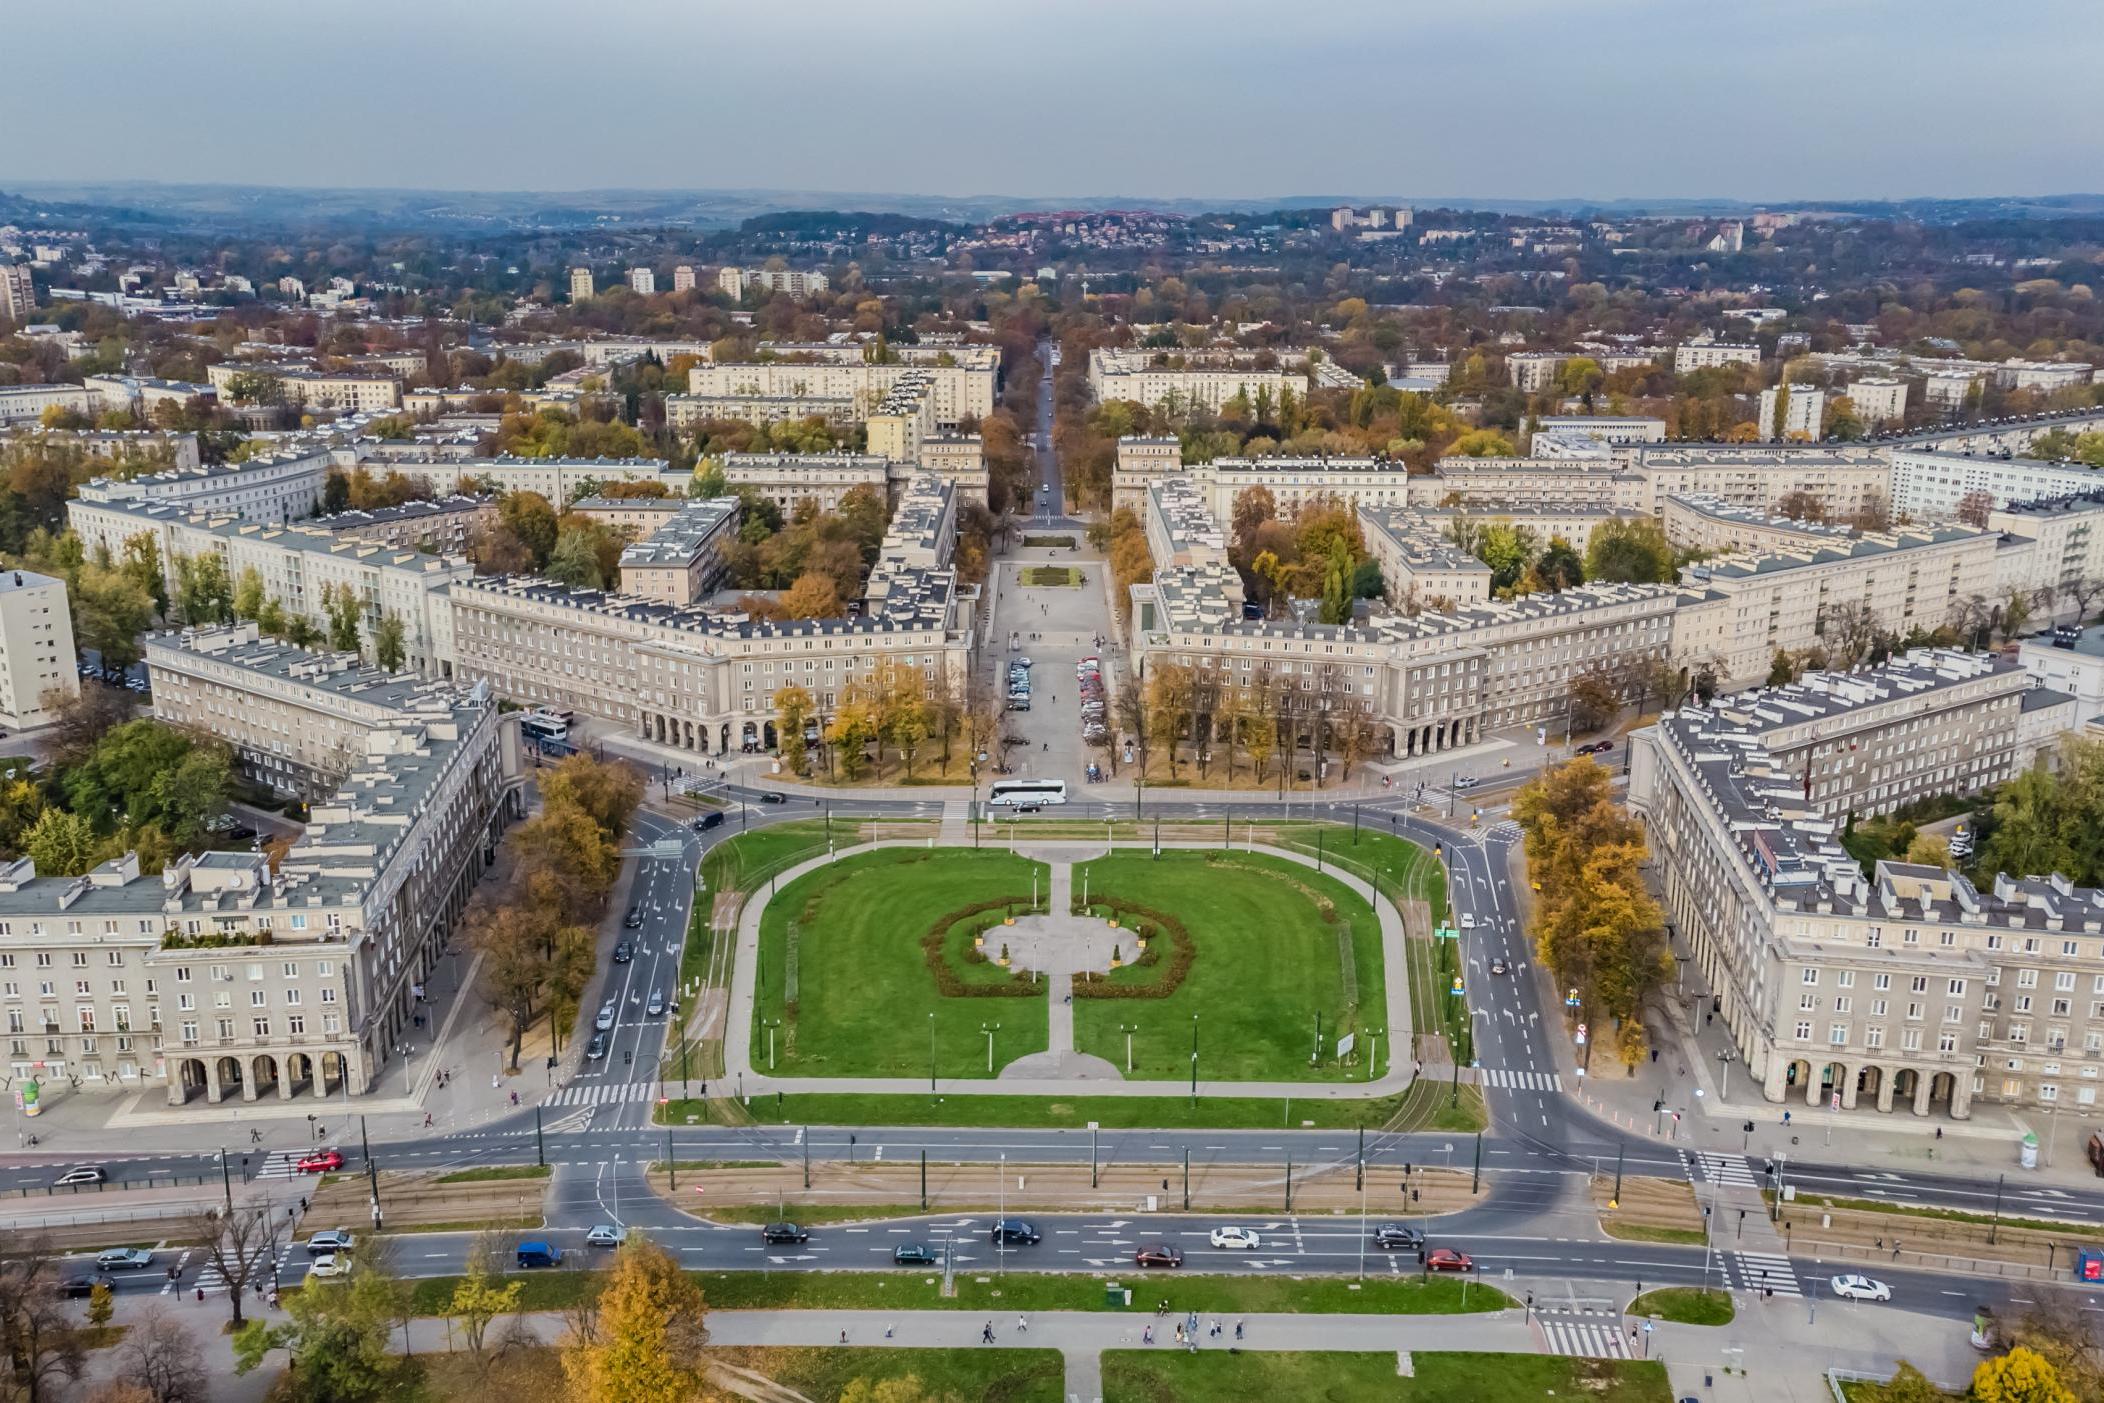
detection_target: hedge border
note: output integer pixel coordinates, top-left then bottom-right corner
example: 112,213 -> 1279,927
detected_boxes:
920,899 -> 1047,1000
1067,898 -> 1195,1001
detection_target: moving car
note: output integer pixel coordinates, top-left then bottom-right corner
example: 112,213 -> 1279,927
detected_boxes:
1829,1274 -> 1891,1302
693,811 -> 725,831
305,1230 -> 354,1256
596,1001 -> 618,1031
53,1166 -> 105,1188
515,1241 -> 562,1269
1490,958 -> 1509,975
1459,913 -> 1476,930
611,941 -> 633,963
586,1031 -> 608,1060
622,909 -> 642,930
55,1273 -> 102,1299
1426,1248 -> 1473,1272
297,1150 -> 344,1174
1134,1244 -> 1185,1268
95,1248 -> 153,1271
585,1225 -> 628,1247
760,1222 -> 810,1245
758,792 -> 787,804
1209,1226 -> 1260,1250
892,1243 -> 939,1266
646,989 -> 666,1016
990,1219 -> 1041,1246
1452,775 -> 1480,790
307,1253 -> 353,1280
1372,1224 -> 1425,1251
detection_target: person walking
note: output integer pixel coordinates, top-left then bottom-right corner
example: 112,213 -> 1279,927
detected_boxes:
1016,1313 -> 1028,1334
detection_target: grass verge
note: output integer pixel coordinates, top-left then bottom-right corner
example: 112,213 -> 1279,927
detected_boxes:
666,1090 -> 1414,1130
1629,1285 -> 1734,1325
1601,1221 -> 1708,1247
432,1165 -> 550,1185
1775,1190 -> 2095,1237
713,1345 -> 1066,1403
1101,1350 -> 1672,1403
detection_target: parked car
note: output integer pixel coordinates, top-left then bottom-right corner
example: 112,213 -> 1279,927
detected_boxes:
760,1222 -> 810,1245
990,1219 -> 1041,1246
304,1230 -> 354,1256
1135,1244 -> 1185,1268
585,1224 -> 628,1247
515,1241 -> 562,1269
1209,1226 -> 1259,1250
53,1166 -> 105,1188
55,1273 -> 102,1299
1372,1224 -> 1425,1251
297,1150 -> 344,1174
1830,1274 -> 1891,1302
96,1248 -> 153,1271
1426,1248 -> 1473,1272
892,1243 -> 939,1266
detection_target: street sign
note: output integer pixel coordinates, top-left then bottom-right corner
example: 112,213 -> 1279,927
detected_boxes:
1336,1033 -> 1357,1060
1565,988 -> 1581,1008
1830,1092 -> 1841,1112
1574,1023 -> 1588,1046
1450,977 -> 1465,996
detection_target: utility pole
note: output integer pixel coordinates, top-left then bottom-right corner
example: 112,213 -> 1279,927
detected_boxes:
1190,1014 -> 1200,1103
534,1106 -> 545,1168
666,1126 -> 676,1192
1182,1149 -> 1189,1211
218,1148 -> 231,1215
1355,1126 -> 1365,1192
1090,1123 -> 1099,1189
920,1150 -> 927,1211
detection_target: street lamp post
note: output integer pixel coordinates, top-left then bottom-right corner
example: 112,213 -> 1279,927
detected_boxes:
1716,1049 -> 1735,1100
1189,1014 -> 1199,1104
927,1013 -> 937,1094
981,1022 -> 1001,1074
1121,1023 -> 1138,1075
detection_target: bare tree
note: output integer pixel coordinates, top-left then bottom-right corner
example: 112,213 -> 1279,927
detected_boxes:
2065,575 -> 2104,626
1114,671 -> 1150,778
1814,598 -> 1880,669
113,1305 -> 207,1403
0,1236 -> 87,1403
191,1202 -> 282,1329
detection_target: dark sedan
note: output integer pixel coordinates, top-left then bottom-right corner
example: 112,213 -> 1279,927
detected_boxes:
1134,1244 -> 1184,1269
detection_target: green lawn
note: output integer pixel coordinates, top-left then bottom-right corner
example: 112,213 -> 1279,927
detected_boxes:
668,1089 -> 1416,1130
702,818 -> 838,896
1019,565 -> 1082,586
1602,1221 -> 1707,1247
711,1346 -> 1066,1403
1071,852 -> 1387,1082
1102,1351 -> 1670,1403
431,1164 -> 550,1185
1629,1286 -> 1734,1325
751,847 -> 1050,1078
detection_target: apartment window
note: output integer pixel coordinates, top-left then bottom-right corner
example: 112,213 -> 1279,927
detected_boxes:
1801,968 -> 1820,986
1947,979 -> 1967,996
1794,1021 -> 1812,1041
1828,1023 -> 1849,1046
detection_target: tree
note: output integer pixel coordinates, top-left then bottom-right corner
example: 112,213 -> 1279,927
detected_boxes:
1971,1346 -> 2076,1403
111,1304 -> 207,1403
774,685 -> 813,777
2002,1299 -> 2104,1401
231,565 -> 265,623
120,532 -> 168,619
0,1236 -> 87,1403
224,371 -> 283,406
69,564 -> 154,669
192,1202 -> 281,1329
1473,521 -> 1539,593
1449,428 -> 1516,457
2000,589 -> 2034,643
1228,485 -> 1276,565
447,1235 -> 522,1381
372,615 -> 407,673
1584,518 -> 1676,584
1146,662 -> 1194,778
560,1238 -> 707,1403
1859,1362 -> 1952,1403
23,808 -> 97,876
1956,489 -> 1995,529
498,491 -> 559,568
233,1260 -> 398,1402
1775,488 -> 1827,522
1567,669 -> 1622,733
779,571 -> 844,620
86,1280 -> 113,1330
173,552 -> 234,626
545,529 -> 606,589
1902,834 -> 1953,869
1534,536 -> 1584,592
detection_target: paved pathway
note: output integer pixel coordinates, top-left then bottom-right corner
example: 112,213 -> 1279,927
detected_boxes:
723,838 -> 1418,1100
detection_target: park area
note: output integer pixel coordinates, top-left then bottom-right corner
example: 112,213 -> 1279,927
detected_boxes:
1066,849 -> 1388,1083
1100,1351 -> 1670,1402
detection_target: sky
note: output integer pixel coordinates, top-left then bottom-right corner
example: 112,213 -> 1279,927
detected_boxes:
6,0 -> 2102,204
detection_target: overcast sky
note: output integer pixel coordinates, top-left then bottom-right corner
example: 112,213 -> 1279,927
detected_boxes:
6,0 -> 2100,203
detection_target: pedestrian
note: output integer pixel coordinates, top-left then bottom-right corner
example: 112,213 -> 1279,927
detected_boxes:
423,1112 -> 433,1129
840,1330 -> 849,1345
982,1321 -> 994,1344
1017,1313 -> 1028,1333
1873,1237 -> 1882,1250
1209,1318 -> 1221,1338
195,1287 -> 203,1303
1143,1325 -> 1153,1345
300,1196 -> 308,1212
1892,1239 -> 1901,1259
1650,1048 -> 1659,1063
1234,1319 -> 1244,1340
1174,1322 -> 1185,1345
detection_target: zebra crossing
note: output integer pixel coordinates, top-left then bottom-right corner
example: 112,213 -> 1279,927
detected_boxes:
1486,820 -> 1523,842
188,1243 -> 296,1296
1537,1316 -> 1631,1359
1732,1250 -> 1803,1297
543,1080 -> 657,1108
253,1151 -> 309,1181
1694,1151 -> 1759,1189
1479,1067 -> 1563,1092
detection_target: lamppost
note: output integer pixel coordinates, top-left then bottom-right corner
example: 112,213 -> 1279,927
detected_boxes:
1189,1014 -> 1199,1104
1716,1049 -> 1736,1100
763,1018 -> 782,1071
927,1013 -> 937,1094
981,1021 -> 1001,1074
1121,1022 -> 1139,1075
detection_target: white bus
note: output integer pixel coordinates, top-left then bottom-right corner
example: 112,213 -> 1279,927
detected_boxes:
988,778 -> 1067,807
520,711 -> 571,743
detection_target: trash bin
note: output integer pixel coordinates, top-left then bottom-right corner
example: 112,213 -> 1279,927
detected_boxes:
2019,1132 -> 2039,1170
1105,1283 -> 1127,1308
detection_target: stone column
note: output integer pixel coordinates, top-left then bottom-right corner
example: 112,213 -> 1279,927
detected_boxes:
1876,1068 -> 1896,1113
1912,1071 -> 1933,1117
1949,1076 -> 1973,1121
1840,1064 -> 1859,1109
204,1058 -> 224,1105
1762,1057 -> 1788,1103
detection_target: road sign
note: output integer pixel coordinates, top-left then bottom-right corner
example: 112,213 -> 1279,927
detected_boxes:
1450,977 -> 1465,996
1336,1033 -> 1357,1059
1830,1092 -> 1841,1111
1574,1024 -> 1588,1046
1565,988 -> 1581,1008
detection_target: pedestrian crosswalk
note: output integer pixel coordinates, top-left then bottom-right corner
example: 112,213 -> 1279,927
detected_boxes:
1486,820 -> 1523,842
543,1080 -> 657,1107
1732,1250 -> 1803,1297
188,1243 -> 296,1296
1479,1068 -> 1563,1092
1538,1316 -> 1631,1359
1694,1151 -> 1759,1189
254,1151 -> 308,1181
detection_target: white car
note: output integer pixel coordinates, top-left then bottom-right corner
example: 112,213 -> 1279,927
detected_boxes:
1208,1226 -> 1260,1250
1459,913 -> 1477,930
1829,1274 -> 1890,1302
585,1224 -> 628,1247
595,1001 -> 617,1032
307,1253 -> 354,1280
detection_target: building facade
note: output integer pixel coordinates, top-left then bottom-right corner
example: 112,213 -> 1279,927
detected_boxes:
0,570 -> 79,728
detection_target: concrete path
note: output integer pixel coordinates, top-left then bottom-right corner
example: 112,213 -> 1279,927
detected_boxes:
723,839 -> 1419,1100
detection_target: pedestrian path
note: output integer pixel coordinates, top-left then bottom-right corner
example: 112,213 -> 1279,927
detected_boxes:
1694,1151 -> 1759,1189
543,1080 -> 656,1107
252,1151 -> 308,1181
1732,1249 -> 1803,1297
1537,1314 -> 1632,1359
938,800 -> 971,844
190,1242 -> 296,1296
1480,1068 -> 1562,1092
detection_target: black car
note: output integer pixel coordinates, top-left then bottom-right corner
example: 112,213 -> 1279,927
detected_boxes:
758,792 -> 788,805
989,1218 -> 1041,1246
892,1243 -> 939,1266
586,1031 -> 608,1060
55,1273 -> 103,1299
693,811 -> 725,831
622,909 -> 642,929
1373,1223 -> 1425,1250
612,941 -> 633,963
1135,1244 -> 1184,1268
761,1222 -> 809,1245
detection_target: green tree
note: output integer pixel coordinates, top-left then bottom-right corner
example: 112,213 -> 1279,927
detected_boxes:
1584,517 -> 1676,584
231,566 -> 266,623
1449,428 -> 1516,457
372,615 -> 406,673
24,807 -> 98,876
1474,521 -> 1539,593
68,564 -> 154,669
173,552 -> 233,626
689,460 -> 729,498
119,532 -> 168,619
445,1239 -> 522,1380
1535,535 -> 1584,591
498,491 -> 559,568
774,685 -> 813,777
545,529 -> 606,589
322,584 -> 362,653
232,1266 -> 397,1402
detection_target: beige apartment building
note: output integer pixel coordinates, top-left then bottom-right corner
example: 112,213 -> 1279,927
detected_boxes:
206,363 -> 402,414
1408,459 -> 1652,512
1630,649 -> 2104,1118
665,392 -> 859,431
309,495 -> 498,554
74,445 -> 336,524
1660,494 -> 1856,555
1632,446 -> 1893,521
617,497 -> 740,605
10,429 -> 203,475
0,570 -> 79,728
1088,347 -> 1305,415
1672,341 -> 1761,373
1357,507 -> 1494,608
567,495 -> 687,537
0,682 -> 521,1105
1403,504 -> 1648,559
686,346 -> 998,425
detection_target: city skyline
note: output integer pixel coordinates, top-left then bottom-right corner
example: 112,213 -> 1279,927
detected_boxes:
5,0 -> 2102,202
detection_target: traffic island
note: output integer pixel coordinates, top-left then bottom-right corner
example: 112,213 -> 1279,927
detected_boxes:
1628,1286 -> 1734,1325
303,1165 -> 548,1234
1594,1176 -> 1707,1246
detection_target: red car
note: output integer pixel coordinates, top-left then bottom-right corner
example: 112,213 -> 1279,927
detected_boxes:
1426,1248 -> 1473,1272
297,1150 -> 344,1174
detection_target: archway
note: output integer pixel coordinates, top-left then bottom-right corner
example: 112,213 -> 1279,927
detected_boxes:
1929,1071 -> 1958,1110
720,723 -> 731,754
741,721 -> 759,752
1784,1058 -> 1811,1088
214,1056 -> 244,1099
1893,1068 -> 1919,1102
320,1051 -> 349,1096
285,1052 -> 313,1097
1856,1064 -> 1883,1103
250,1054 -> 279,1098
174,1057 -> 207,1104
763,721 -> 777,749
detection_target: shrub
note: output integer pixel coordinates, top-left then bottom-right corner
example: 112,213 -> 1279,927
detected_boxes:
1070,896 -> 1194,1000
920,899 -> 1045,999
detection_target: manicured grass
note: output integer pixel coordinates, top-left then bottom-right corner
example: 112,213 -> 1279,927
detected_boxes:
407,1270 -> 1511,1318
1102,1351 -> 1670,1403
1601,1221 -> 1708,1247
695,1202 -> 942,1226
1629,1285 -> 1734,1325
665,1090 -> 1413,1130
701,818 -> 837,897
751,847 -> 1050,1078
432,1164 -> 550,1184
1778,1190 -> 2095,1236
1019,565 -> 1082,586
1072,851 -> 1387,1082
712,1346 -> 1067,1403
1020,535 -> 1074,548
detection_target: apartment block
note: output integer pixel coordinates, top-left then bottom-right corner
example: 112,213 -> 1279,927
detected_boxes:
73,445 -> 335,523
309,494 -> 499,554
1358,507 -> 1494,607
1847,377 -> 1910,425
1629,649 -> 2104,1118
569,268 -> 594,302
0,570 -> 79,727
617,497 -> 740,605
0,262 -> 34,324
627,267 -> 655,296
1632,446 -> 1892,521
0,384 -> 95,426
1673,341 -> 1762,374
1660,494 -> 1856,555
1891,449 -> 2104,520
1088,347 -> 1306,415
1409,458 -> 1652,512
1757,385 -> 1826,441
717,267 -> 830,300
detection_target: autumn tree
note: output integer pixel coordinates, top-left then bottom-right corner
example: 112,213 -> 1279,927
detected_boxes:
1567,668 -> 1622,733
774,685 -> 813,776
1584,517 -> 1676,584
112,1304 -> 208,1403
1971,1346 -> 2076,1403
372,615 -> 407,673
0,1235 -> 87,1403
448,1234 -> 523,1382
560,1238 -> 708,1403
779,571 -> 844,620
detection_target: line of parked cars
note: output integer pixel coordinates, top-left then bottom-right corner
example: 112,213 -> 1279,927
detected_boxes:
1006,656 -> 1032,711
1077,656 -> 1107,759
